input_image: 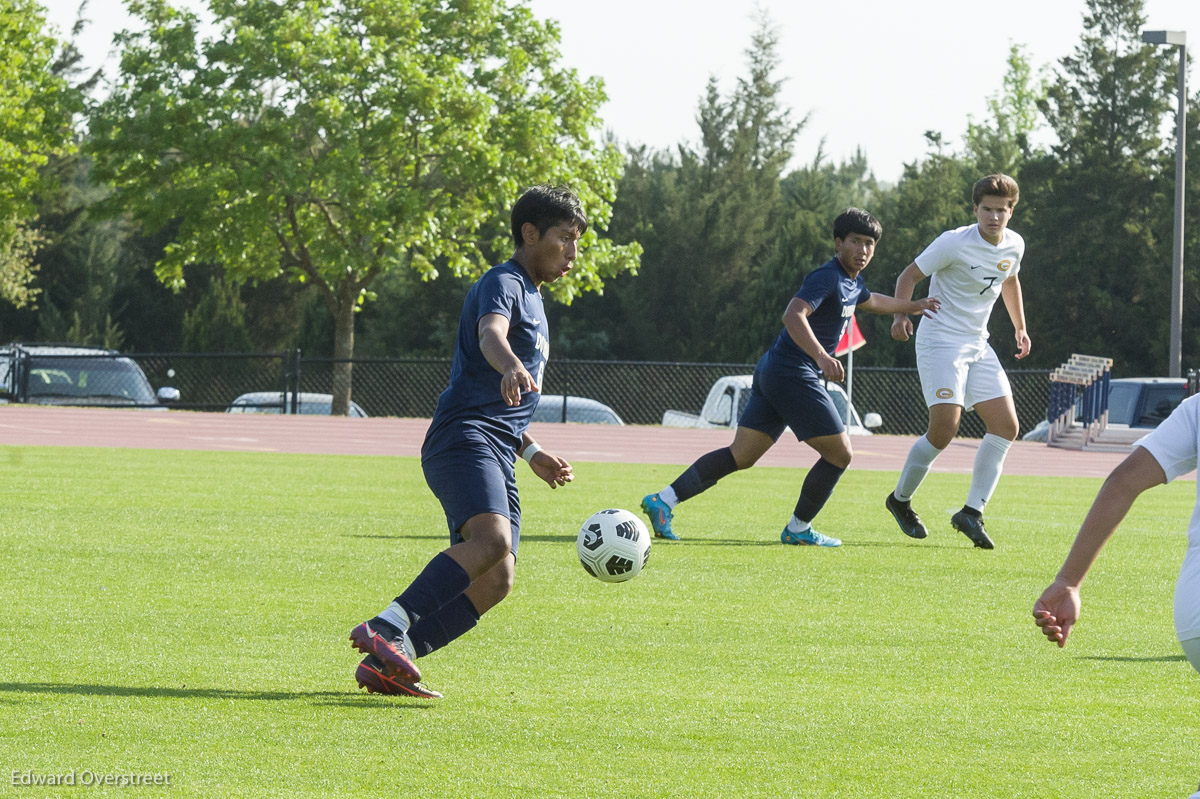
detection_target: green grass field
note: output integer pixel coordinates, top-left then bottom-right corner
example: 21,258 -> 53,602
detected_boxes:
1,444 -> 1197,797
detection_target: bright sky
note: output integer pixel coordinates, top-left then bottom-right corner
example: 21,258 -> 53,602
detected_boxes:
39,0 -> 1200,183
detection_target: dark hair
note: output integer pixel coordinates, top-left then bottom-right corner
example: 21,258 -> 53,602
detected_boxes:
972,174 -> 1019,207
833,208 -> 882,242
511,185 -> 588,247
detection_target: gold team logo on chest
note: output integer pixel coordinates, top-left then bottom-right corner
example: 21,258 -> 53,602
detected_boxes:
997,259 -> 1014,271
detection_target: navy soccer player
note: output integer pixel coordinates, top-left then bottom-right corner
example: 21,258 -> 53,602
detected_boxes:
641,208 -> 940,546
349,185 -> 581,698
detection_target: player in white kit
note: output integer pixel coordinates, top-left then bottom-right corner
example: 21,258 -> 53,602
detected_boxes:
1034,394 -> 1200,799
885,174 -> 1030,549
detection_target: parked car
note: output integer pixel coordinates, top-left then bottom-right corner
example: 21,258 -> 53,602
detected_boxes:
0,343 -> 179,408
531,394 -> 624,425
226,391 -> 368,417
662,375 -> 882,435
1022,376 -> 1188,441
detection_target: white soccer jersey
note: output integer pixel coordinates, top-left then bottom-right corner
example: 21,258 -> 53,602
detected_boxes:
913,224 -> 1024,345
1136,394 -> 1200,641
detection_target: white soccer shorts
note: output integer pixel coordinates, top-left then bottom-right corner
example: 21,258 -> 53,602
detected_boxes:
915,339 -> 1012,410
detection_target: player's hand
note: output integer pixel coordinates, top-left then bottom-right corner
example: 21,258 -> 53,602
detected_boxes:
529,451 -> 573,489
914,296 -> 941,318
817,352 -> 844,382
1014,330 -> 1031,360
891,315 -> 913,341
500,365 -> 539,406
1033,578 -> 1081,648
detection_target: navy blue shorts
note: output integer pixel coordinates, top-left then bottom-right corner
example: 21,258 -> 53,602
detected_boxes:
738,362 -> 845,442
421,440 -> 521,556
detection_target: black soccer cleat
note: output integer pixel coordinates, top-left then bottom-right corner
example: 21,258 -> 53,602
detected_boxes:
355,655 -> 442,699
950,509 -> 994,549
885,493 -> 928,539
348,620 -> 421,683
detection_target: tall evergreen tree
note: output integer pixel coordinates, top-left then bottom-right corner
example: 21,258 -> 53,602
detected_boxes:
1021,0 -> 1177,373
594,13 -> 804,363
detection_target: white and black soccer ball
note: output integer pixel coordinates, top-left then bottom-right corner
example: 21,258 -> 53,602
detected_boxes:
576,508 -> 651,583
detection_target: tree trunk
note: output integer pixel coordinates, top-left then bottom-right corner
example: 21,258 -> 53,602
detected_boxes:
330,284 -> 356,416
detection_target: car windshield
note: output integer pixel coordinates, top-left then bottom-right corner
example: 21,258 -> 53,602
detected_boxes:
26,357 -> 156,403
1106,383 -> 1140,425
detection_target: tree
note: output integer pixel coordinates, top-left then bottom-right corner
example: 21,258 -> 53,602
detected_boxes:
965,44 -> 1046,178
1019,0 -> 1177,373
0,0 -> 79,309
594,14 -> 805,363
87,0 -> 639,413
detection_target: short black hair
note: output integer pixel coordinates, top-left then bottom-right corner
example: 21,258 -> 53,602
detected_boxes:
832,208 -> 882,242
511,185 -> 588,247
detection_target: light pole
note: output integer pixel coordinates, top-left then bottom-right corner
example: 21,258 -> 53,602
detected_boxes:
1141,29 -> 1187,377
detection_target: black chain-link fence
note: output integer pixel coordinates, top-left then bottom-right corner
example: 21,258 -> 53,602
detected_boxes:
127,352 -> 1051,438
3,347 -> 1052,437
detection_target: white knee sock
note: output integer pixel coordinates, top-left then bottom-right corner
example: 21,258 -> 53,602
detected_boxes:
966,433 -> 1013,511
895,435 -> 942,501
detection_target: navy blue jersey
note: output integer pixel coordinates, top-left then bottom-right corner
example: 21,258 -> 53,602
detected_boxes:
422,260 -> 549,460
762,258 -> 870,373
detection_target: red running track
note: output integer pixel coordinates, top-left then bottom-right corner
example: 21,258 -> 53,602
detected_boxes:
0,404 -> 1140,479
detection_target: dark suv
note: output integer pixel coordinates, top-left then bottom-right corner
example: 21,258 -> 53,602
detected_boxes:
0,344 -> 180,408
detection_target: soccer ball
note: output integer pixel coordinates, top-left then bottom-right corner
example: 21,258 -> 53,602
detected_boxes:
576,509 -> 651,583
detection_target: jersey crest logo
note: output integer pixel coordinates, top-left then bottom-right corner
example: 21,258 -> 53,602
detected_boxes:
935,388 -> 955,400
996,259 -> 1013,272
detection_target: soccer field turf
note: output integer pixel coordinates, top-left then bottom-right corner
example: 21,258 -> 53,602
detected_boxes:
1,445 -> 1196,797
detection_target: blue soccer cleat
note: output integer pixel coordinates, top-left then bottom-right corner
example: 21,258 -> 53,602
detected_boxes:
780,526 -> 841,547
641,493 -> 678,540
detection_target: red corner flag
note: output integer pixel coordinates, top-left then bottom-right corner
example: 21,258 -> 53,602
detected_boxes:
835,315 -> 865,357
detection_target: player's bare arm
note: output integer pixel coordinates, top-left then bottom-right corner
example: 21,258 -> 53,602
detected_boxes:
1001,275 -> 1031,359
890,263 -> 929,341
519,433 -> 574,489
1033,447 -> 1166,647
860,293 -> 941,318
478,312 -> 538,406
782,297 -> 844,382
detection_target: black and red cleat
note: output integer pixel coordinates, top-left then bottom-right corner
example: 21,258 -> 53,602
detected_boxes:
356,655 -> 442,699
348,620 -> 421,682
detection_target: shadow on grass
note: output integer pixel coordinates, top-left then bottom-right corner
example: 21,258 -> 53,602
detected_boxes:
349,533 -> 580,544
349,533 -> 968,550
1080,654 -> 1189,663
0,682 -> 438,709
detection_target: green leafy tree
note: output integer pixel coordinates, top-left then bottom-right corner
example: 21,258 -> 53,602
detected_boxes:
87,0 -> 638,413
0,0 -> 79,309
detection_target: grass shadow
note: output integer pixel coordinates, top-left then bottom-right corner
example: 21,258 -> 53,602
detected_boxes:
1079,654 -> 1189,663
0,682 -> 437,708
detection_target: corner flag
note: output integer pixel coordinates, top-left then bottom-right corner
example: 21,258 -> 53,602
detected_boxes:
835,315 -> 865,357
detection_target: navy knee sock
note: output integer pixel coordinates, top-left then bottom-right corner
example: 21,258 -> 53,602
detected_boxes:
406,594 -> 482,658
793,458 -> 846,523
393,551 -> 472,624
671,447 -> 739,502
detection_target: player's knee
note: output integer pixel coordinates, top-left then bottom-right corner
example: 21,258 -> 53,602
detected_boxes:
732,451 -> 759,469
987,422 -> 1018,441
478,560 -> 515,602
927,429 -> 955,449
467,528 -> 513,566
